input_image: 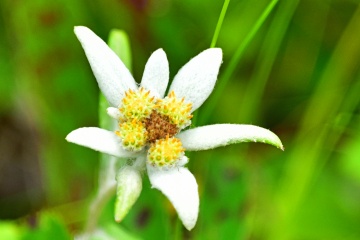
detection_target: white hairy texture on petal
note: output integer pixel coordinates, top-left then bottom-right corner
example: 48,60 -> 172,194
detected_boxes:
147,164 -> 199,230
115,166 -> 143,222
177,156 -> 189,167
66,127 -> 140,158
107,107 -> 122,119
74,26 -> 137,107
177,124 -> 284,151
169,48 -> 222,112
140,49 -> 169,98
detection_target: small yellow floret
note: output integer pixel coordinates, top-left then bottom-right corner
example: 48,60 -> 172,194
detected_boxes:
155,91 -> 192,128
116,120 -> 147,151
119,88 -> 155,121
148,137 -> 185,167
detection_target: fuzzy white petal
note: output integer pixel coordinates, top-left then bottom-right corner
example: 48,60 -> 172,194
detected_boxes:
74,26 -> 137,107
169,48 -> 222,112
107,107 -> 122,119
177,156 -> 189,167
140,49 -> 169,98
177,124 -> 284,151
115,166 -> 143,222
66,127 -> 139,158
147,164 -> 199,230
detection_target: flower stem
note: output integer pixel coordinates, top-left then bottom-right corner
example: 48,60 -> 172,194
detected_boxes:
84,181 -> 117,233
210,0 -> 231,48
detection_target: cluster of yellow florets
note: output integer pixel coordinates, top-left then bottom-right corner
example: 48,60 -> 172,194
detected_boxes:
115,88 -> 191,166
155,91 -> 193,128
147,137 -> 184,167
116,120 -> 147,151
119,88 -> 155,121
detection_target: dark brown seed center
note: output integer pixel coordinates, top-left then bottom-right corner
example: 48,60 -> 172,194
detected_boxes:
143,111 -> 179,143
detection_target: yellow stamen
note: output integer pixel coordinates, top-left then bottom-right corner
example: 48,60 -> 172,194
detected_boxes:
155,91 -> 193,128
116,120 -> 147,151
119,87 -> 156,121
148,137 -> 184,167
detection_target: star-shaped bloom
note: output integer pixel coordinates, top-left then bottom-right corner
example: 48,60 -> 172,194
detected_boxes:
66,26 -> 283,230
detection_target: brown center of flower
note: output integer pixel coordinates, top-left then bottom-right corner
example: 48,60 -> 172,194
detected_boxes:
143,111 -> 179,143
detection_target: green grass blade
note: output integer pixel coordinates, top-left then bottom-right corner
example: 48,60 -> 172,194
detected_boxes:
210,0 -> 231,48
200,0 -> 279,123
237,0 -> 300,123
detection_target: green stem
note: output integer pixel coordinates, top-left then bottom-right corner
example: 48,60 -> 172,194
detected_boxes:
210,0 -> 231,48
200,0 -> 279,123
84,182 -> 117,233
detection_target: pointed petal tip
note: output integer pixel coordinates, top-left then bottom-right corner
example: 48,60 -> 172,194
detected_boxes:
65,127 -> 140,158
178,124 -> 283,151
73,25 -> 83,30
280,144 -> 285,151
209,47 -> 222,53
184,222 -> 196,231
73,25 -> 137,107
270,134 -> 284,151
155,48 -> 167,60
169,48 -> 223,111
140,48 -> 169,98
73,26 -> 98,45
74,26 -> 89,35
114,166 -> 143,222
65,130 -> 77,142
154,48 -> 165,54
204,48 -> 222,58
147,166 -> 199,231
114,212 -> 125,223
150,48 -> 168,63
65,127 -> 95,144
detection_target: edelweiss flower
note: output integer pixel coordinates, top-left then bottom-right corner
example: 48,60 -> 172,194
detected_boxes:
66,26 -> 283,230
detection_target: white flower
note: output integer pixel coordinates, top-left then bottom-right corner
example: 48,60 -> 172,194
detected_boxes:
66,26 -> 283,231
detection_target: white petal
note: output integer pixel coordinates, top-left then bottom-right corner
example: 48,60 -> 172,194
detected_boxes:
140,49 -> 169,98
66,127 -> 139,158
115,166 -> 143,222
177,156 -> 189,167
169,48 -> 222,112
74,26 -> 137,107
177,124 -> 284,151
107,107 -> 122,119
147,164 -> 199,230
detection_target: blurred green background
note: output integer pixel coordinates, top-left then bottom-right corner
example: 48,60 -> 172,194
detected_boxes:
1,0 -> 360,239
